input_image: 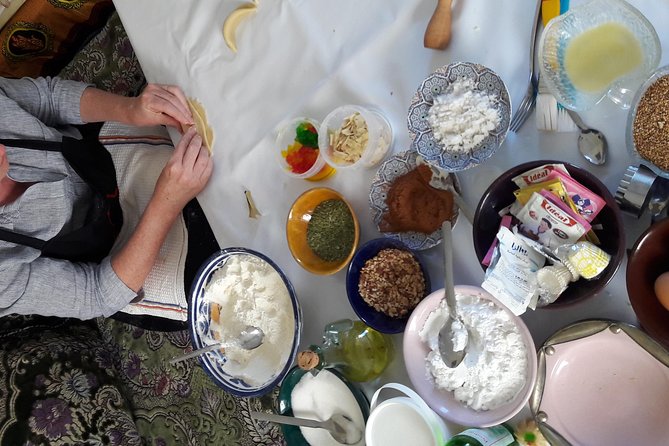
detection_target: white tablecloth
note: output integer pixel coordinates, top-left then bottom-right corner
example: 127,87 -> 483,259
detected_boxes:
113,0 -> 669,431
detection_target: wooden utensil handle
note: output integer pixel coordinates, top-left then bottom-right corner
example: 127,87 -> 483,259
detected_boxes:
424,0 -> 453,50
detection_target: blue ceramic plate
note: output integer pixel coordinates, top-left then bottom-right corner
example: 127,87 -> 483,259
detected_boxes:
188,247 -> 302,397
407,62 -> 511,172
277,366 -> 370,446
369,149 -> 460,250
346,238 -> 431,334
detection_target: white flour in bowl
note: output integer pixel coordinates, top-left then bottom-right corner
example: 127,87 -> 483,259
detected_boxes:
204,254 -> 295,386
419,292 -> 527,411
427,77 -> 501,154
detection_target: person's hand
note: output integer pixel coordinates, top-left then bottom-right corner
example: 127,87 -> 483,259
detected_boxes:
128,84 -> 194,130
152,127 -> 213,216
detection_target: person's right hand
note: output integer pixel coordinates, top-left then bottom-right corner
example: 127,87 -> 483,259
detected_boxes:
152,127 -> 213,217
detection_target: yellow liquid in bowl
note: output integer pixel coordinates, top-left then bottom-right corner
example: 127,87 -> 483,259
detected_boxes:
564,22 -> 643,93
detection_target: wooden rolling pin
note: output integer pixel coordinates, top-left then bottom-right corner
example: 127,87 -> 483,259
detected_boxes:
424,0 -> 452,50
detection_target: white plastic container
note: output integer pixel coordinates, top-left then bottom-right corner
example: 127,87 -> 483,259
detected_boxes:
318,105 -> 392,169
275,117 -> 335,181
366,383 -> 450,446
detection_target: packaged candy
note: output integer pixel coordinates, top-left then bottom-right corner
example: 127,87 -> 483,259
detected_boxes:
536,264 -> 573,306
543,169 -> 606,222
481,227 -> 545,315
558,241 -> 611,280
514,192 -> 590,249
513,179 -> 572,206
512,163 -> 570,187
482,215 -> 513,267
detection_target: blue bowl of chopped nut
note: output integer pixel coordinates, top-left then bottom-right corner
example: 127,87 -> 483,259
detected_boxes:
346,238 -> 431,334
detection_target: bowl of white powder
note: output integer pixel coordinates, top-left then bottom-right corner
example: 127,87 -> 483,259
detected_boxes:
403,285 -> 537,427
407,62 -> 511,172
188,248 -> 301,397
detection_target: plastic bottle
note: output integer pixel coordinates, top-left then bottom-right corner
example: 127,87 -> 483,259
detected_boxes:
445,425 -> 519,446
296,319 -> 394,382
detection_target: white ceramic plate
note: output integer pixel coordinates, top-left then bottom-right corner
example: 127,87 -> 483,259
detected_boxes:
531,320 -> 669,446
403,286 -> 537,427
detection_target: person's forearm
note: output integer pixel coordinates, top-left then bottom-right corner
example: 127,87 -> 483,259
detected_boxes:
110,197 -> 182,293
79,87 -> 135,124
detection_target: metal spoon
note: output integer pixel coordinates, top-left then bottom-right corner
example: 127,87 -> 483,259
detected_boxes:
437,220 -> 468,368
169,325 -> 264,365
250,411 -> 362,445
565,108 -> 607,165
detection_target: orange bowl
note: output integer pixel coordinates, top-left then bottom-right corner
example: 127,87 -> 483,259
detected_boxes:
286,187 -> 360,275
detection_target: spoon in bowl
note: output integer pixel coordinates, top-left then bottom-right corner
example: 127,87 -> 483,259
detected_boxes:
169,325 -> 264,365
250,411 -> 362,445
565,108 -> 607,165
437,220 -> 468,368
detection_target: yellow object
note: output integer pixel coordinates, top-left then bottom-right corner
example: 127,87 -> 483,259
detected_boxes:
306,164 -> 336,181
564,22 -> 643,93
222,3 -> 257,53
654,272 -> 669,311
567,242 -> 610,279
286,188 -> 359,275
542,0 -> 561,27
187,98 -> 214,154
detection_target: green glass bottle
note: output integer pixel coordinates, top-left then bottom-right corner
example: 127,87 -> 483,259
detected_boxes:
296,319 -> 394,382
445,425 -> 519,446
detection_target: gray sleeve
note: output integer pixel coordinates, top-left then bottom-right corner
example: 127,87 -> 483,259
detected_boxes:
0,255 -> 137,320
0,77 -> 91,128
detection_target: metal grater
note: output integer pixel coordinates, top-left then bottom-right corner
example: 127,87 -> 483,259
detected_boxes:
616,164 -> 669,221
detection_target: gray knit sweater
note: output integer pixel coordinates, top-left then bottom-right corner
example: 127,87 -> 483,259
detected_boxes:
0,77 -> 136,319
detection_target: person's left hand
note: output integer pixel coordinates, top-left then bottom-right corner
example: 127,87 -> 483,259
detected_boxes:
128,84 -> 194,130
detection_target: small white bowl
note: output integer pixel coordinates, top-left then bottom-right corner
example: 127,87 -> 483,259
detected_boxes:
318,105 -> 392,169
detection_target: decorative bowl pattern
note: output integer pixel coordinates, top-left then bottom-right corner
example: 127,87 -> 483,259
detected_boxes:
188,248 -> 302,397
407,62 -> 511,172
369,149 -> 460,250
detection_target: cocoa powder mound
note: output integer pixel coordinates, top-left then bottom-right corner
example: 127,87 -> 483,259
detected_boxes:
380,164 -> 454,234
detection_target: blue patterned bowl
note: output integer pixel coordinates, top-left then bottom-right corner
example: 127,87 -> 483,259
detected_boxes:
369,149 -> 460,250
188,248 -> 302,397
407,62 -> 511,172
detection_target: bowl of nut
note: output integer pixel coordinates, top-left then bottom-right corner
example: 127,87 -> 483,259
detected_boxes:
346,237 -> 431,334
318,104 -> 393,169
627,64 -> 669,179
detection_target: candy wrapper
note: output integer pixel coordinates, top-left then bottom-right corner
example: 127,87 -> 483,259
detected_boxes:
514,192 -> 590,250
512,164 -> 606,222
482,226 -> 545,315
512,163 -> 570,187
557,241 -> 611,280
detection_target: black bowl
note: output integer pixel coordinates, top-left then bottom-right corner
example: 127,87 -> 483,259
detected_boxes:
473,160 -> 625,308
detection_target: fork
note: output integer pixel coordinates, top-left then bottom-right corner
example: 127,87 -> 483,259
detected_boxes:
509,0 -> 543,133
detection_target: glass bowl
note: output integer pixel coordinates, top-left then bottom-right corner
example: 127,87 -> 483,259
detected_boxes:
626,65 -> 669,179
538,0 -> 660,111
286,187 -> 360,275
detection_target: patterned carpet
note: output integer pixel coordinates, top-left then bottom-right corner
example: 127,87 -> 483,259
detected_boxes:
0,10 -> 285,446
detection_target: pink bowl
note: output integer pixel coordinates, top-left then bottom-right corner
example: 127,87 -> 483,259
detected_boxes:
403,285 -> 537,427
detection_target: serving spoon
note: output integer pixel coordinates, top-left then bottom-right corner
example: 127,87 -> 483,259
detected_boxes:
565,108 -> 607,165
250,411 -> 362,445
437,220 -> 468,368
169,325 -> 264,365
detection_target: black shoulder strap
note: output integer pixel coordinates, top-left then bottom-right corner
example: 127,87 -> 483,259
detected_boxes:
0,138 -> 62,152
0,227 -> 45,249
